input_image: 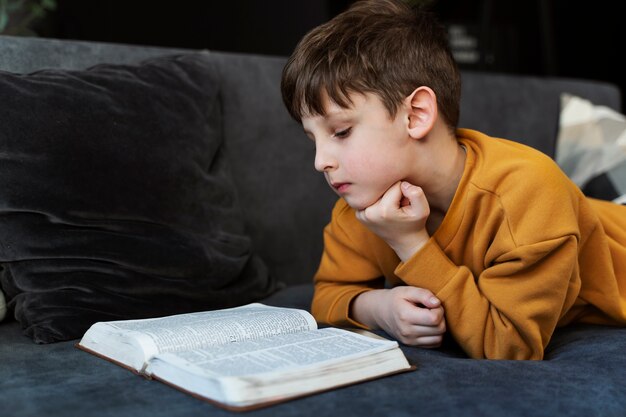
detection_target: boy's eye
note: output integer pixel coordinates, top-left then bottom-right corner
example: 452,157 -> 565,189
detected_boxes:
334,128 -> 351,138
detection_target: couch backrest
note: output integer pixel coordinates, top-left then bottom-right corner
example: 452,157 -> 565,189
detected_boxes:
458,71 -> 622,156
0,35 -> 622,287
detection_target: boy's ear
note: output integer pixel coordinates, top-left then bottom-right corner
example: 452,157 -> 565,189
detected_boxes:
405,86 -> 437,139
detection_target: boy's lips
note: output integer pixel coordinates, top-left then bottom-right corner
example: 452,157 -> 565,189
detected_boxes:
331,182 -> 350,193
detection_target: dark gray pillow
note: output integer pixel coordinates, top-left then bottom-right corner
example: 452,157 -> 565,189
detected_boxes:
0,52 -> 276,343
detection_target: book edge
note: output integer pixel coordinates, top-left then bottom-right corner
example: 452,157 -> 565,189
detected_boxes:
75,343 -> 147,378
150,361 -> 417,412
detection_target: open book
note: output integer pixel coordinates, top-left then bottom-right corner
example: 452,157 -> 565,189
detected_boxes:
77,303 -> 413,411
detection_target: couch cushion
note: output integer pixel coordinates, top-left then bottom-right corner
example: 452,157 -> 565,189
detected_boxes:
2,286 -> 626,417
0,289 -> 5,321
0,52 -> 276,343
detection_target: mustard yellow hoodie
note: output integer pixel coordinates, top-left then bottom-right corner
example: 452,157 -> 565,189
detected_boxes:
311,129 -> 626,360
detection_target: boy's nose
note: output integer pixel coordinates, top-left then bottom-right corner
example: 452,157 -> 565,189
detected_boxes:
314,144 -> 336,172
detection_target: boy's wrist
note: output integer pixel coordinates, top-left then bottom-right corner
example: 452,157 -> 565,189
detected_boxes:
351,289 -> 385,330
392,232 -> 430,263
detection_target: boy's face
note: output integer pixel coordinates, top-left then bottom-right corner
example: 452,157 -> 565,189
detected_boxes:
301,92 -> 417,210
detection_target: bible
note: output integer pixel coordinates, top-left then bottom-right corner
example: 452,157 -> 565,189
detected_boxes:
76,303 -> 413,411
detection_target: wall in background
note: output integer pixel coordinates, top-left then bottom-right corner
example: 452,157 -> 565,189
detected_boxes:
428,0 -> 624,102
48,0 -> 331,56
33,0 -> 624,106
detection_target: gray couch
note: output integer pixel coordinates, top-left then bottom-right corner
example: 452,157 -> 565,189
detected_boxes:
1,35 -> 625,417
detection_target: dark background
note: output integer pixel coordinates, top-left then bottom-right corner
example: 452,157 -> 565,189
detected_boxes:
34,0 -> 624,106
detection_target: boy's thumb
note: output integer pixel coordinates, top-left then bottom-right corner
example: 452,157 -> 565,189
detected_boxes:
403,286 -> 440,308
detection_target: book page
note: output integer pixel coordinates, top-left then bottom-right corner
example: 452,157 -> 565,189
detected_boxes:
107,303 -> 317,355
78,303 -> 316,371
149,327 -> 398,378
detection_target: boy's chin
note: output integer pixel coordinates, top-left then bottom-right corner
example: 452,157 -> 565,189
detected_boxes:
343,196 -> 377,212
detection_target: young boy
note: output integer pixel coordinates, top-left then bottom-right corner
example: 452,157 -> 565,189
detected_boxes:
280,0 -> 626,360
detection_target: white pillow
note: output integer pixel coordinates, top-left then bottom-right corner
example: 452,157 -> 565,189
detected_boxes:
556,93 -> 626,203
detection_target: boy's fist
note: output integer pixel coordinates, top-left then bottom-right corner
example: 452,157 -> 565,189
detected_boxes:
353,286 -> 446,348
356,181 -> 430,262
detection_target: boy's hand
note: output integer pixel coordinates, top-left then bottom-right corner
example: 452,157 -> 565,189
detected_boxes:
352,286 -> 446,348
356,181 -> 430,262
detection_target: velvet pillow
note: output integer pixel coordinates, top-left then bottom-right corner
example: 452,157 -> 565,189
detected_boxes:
0,52 -> 276,343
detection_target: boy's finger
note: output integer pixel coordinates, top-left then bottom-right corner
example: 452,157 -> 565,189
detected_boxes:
414,334 -> 444,348
400,181 -> 428,214
396,305 -> 444,330
400,286 -> 440,308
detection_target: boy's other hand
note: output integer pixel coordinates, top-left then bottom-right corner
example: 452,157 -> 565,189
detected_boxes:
352,286 -> 446,348
356,181 -> 430,262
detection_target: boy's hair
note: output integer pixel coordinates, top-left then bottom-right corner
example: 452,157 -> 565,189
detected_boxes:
281,0 -> 461,132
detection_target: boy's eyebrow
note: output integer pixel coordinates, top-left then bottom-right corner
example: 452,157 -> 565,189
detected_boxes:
325,108 -> 350,118
322,110 -> 354,125
303,108 -> 350,124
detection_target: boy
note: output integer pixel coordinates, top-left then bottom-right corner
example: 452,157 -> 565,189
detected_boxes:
280,0 -> 626,360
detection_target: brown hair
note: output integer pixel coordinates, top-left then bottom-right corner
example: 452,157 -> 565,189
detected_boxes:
281,0 -> 461,132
